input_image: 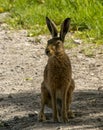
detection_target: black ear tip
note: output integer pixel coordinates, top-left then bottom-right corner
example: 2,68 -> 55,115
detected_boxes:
65,18 -> 71,22
46,16 -> 49,21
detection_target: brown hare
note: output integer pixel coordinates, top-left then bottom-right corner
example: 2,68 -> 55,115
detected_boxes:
39,17 -> 75,123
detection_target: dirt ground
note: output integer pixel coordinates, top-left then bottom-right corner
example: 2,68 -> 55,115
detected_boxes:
0,22 -> 103,130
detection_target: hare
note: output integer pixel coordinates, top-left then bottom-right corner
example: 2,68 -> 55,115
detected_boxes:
39,17 -> 75,123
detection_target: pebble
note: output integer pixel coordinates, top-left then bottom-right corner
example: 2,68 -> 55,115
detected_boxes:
28,113 -> 35,117
0,98 -> 4,101
14,116 -> 20,121
73,39 -> 82,44
56,127 -> 62,130
8,94 -> 13,99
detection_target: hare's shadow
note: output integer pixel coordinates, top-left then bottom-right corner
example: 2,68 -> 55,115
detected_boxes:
0,89 -> 103,130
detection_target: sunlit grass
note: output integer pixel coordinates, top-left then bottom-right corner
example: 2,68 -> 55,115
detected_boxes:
0,0 -> 103,43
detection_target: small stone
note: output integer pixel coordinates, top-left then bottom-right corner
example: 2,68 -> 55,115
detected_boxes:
34,111 -> 38,115
14,116 -> 19,121
56,127 -> 62,130
96,64 -> 101,67
28,113 -> 35,117
35,72 -> 38,75
8,94 -> 13,99
11,69 -> 14,72
0,98 -> 4,101
97,118 -> 102,122
73,39 -> 82,44
3,122 -> 10,127
28,111 -> 38,117
98,86 -> 103,91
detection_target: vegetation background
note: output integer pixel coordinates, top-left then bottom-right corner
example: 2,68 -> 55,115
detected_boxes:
0,0 -> 103,44
0,1 -> 103,129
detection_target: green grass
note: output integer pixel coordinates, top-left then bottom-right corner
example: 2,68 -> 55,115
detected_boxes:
0,0 -> 103,43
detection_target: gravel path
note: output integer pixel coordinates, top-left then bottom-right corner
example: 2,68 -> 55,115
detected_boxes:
0,23 -> 103,130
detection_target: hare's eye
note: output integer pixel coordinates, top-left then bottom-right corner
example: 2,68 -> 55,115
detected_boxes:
56,41 -> 61,45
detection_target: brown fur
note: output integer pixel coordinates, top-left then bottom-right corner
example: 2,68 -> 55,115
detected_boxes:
39,17 -> 75,123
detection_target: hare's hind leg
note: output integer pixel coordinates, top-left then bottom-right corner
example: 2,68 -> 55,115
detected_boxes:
67,79 -> 75,118
39,82 -> 47,121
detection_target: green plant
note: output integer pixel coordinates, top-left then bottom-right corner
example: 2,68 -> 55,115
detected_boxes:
0,0 -> 103,44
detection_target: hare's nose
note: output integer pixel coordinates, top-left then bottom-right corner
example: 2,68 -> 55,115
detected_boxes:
45,49 -> 50,55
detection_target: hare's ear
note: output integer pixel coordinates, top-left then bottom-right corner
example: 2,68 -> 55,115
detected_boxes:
46,17 -> 58,38
60,18 -> 70,42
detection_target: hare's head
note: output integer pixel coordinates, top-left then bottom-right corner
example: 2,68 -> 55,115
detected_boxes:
45,17 -> 70,57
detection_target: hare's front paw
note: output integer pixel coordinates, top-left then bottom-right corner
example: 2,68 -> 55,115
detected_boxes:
53,114 -> 60,123
38,112 -> 46,122
53,117 -> 60,123
61,116 -> 69,123
68,110 -> 75,118
61,113 -> 69,123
